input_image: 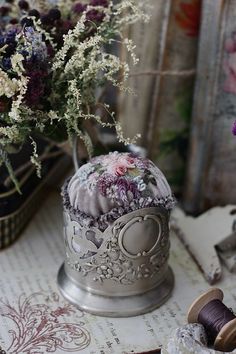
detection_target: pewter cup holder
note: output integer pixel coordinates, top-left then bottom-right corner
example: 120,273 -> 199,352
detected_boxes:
57,141 -> 174,317
58,205 -> 174,317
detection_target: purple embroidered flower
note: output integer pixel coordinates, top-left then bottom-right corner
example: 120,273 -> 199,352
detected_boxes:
232,120 -> 236,136
135,157 -> 150,170
128,181 -> 140,200
98,173 -> 117,196
115,178 -> 130,203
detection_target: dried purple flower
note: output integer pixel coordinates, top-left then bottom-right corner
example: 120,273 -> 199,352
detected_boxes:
48,9 -> 61,21
0,36 -> 5,47
21,17 -> 34,27
25,69 -> 49,107
0,98 -> 10,113
232,120 -> 236,136
41,15 -> 52,26
73,3 -> 87,14
10,18 -> 19,25
28,9 -> 40,19
23,26 -> 48,61
5,28 -> 18,43
90,0 -> 109,7
0,6 -> 10,16
62,20 -> 74,32
86,9 -> 105,23
2,57 -> 12,70
5,43 -> 16,56
18,0 -> 29,10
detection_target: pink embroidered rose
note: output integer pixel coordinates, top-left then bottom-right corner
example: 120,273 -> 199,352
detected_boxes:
126,156 -> 135,165
103,153 -> 136,176
116,165 -> 127,176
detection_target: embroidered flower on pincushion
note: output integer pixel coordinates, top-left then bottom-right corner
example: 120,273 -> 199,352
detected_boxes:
101,152 -> 136,176
77,163 -> 95,184
134,176 -> 146,192
98,173 -> 117,196
128,181 -> 140,199
115,177 -> 130,204
78,153 -> 146,203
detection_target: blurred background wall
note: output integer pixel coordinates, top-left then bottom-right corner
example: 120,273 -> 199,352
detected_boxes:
118,0 -> 236,214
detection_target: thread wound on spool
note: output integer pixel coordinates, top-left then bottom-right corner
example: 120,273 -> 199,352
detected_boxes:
198,299 -> 235,345
188,289 -> 236,352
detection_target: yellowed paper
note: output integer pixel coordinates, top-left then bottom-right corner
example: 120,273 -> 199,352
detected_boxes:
0,193 -> 236,353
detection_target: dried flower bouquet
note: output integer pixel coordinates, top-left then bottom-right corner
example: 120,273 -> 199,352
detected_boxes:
0,0 -> 149,189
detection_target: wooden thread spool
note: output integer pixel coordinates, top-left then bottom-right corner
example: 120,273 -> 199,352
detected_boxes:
188,288 -> 236,352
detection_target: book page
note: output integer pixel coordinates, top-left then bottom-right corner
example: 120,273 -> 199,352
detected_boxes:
0,192 -> 236,354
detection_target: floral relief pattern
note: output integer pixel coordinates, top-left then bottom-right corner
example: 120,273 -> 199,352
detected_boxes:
0,292 -> 91,354
66,214 -> 170,285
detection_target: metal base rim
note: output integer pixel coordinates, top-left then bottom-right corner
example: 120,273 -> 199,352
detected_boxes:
57,263 -> 174,317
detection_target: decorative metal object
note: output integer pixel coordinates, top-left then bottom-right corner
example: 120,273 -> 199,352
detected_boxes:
58,206 -> 174,317
58,142 -> 174,317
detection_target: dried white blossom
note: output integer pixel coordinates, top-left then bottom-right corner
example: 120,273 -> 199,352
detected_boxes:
9,54 -> 29,121
0,0 -> 150,188
0,70 -> 19,98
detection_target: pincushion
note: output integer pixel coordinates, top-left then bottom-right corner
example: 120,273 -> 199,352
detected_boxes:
59,151 -> 175,316
63,152 -> 175,231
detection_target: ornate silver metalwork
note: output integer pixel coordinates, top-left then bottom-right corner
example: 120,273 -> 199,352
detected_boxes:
58,206 -> 174,317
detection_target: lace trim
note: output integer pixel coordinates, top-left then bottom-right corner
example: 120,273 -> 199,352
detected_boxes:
62,178 -> 176,231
